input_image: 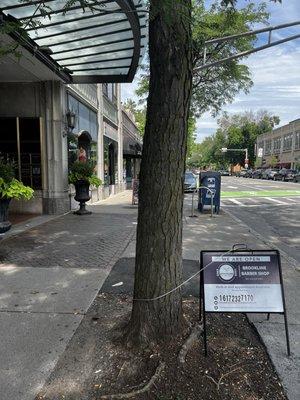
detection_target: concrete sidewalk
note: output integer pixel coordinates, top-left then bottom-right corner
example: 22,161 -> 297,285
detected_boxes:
0,191 -> 137,400
119,196 -> 300,400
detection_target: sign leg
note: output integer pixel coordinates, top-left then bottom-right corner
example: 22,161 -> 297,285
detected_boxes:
283,312 -> 291,356
203,311 -> 208,357
199,272 -> 203,321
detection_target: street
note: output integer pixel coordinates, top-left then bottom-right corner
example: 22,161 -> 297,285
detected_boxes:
220,176 -> 300,265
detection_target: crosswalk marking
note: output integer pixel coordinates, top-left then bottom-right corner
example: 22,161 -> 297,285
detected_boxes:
285,198 -> 299,203
265,197 -> 287,205
228,199 -> 243,205
221,196 -> 300,208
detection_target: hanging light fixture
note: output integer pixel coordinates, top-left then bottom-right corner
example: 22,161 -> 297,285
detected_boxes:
66,110 -> 76,130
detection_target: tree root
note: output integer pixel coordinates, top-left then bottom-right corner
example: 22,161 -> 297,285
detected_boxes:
99,361 -> 166,399
205,364 -> 242,391
178,323 -> 203,364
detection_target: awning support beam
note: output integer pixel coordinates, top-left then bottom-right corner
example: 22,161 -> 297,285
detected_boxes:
195,20 -> 300,72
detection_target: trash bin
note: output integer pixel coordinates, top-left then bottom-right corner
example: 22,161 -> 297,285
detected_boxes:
198,171 -> 221,214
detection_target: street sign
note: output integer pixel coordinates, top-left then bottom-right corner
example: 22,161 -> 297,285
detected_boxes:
199,249 -> 290,356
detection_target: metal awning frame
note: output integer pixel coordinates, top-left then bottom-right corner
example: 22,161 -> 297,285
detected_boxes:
195,20 -> 300,72
0,0 -> 147,83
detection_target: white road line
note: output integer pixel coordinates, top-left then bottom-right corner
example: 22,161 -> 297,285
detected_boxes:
265,197 -> 288,205
222,203 -> 290,208
284,198 -> 300,203
227,186 -> 238,189
245,197 -> 261,203
228,198 -> 244,206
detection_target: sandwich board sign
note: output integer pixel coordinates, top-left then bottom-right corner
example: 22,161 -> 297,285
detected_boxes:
132,179 -> 139,205
199,248 -> 290,356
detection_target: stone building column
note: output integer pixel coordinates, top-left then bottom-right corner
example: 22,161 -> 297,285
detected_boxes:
117,84 -> 124,188
97,84 -> 105,185
41,81 -> 69,214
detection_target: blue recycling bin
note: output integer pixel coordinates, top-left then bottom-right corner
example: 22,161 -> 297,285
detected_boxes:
198,171 -> 221,214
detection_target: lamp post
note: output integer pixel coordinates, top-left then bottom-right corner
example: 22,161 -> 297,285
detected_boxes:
221,147 -> 249,169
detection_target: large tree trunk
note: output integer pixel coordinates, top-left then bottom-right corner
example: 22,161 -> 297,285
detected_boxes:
127,0 -> 192,345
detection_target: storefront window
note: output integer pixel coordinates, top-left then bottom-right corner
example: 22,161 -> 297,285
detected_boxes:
104,136 -> 118,186
0,117 -> 42,190
67,94 -> 98,169
68,135 -> 78,166
295,132 -> 300,150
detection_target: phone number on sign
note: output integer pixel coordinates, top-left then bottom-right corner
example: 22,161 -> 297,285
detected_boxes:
217,294 -> 254,303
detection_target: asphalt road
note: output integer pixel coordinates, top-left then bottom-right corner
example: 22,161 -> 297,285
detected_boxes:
220,176 -> 300,265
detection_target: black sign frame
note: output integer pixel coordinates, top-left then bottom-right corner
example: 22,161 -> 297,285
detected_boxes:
199,248 -> 290,356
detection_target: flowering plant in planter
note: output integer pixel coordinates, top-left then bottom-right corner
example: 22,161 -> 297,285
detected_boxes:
68,161 -> 102,215
0,159 -> 34,233
68,161 -> 102,187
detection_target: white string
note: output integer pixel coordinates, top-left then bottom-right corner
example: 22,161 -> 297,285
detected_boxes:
133,245 -> 248,302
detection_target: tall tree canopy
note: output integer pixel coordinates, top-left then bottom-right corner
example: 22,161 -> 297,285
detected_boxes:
134,0 -> 269,117
188,110 -> 280,169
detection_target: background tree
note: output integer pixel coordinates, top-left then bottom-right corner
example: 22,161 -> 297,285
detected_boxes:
269,155 -> 278,168
133,1 -> 269,118
123,99 -> 147,137
188,110 -> 280,168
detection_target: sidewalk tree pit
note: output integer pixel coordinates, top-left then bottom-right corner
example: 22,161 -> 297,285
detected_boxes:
68,161 -> 101,215
0,159 -> 34,233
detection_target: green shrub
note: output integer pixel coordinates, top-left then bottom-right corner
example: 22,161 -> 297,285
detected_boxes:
68,161 -> 102,187
0,159 -> 34,200
0,158 -> 15,183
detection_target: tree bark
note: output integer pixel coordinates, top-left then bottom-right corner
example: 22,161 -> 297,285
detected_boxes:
127,0 -> 193,345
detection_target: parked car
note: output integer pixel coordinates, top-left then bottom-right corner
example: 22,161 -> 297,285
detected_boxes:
184,171 -> 197,192
218,169 -> 230,176
293,171 -> 300,183
273,169 -> 297,181
261,169 -> 279,180
237,169 -> 247,177
244,169 -> 253,178
252,169 -> 263,179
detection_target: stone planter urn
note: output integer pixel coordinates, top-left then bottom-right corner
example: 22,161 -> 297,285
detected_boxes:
0,198 -> 12,234
74,180 -> 92,215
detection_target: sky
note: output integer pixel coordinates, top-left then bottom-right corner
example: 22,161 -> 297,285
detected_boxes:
121,0 -> 300,143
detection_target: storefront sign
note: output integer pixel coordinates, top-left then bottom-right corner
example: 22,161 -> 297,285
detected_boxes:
202,252 -> 284,313
199,249 -> 290,356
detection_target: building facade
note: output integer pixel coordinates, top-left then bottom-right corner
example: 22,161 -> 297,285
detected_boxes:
256,118 -> 300,169
0,81 -> 142,215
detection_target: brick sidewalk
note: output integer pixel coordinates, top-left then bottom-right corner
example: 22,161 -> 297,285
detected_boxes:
0,212 -> 134,269
0,191 -> 137,400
